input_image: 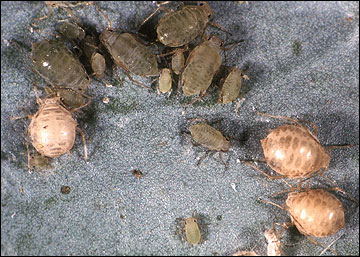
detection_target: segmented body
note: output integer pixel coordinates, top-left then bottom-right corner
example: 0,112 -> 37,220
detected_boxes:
29,97 -> 77,158
261,124 -> 330,179
286,189 -> 345,237
58,22 -> 85,41
159,68 -> 172,93
91,52 -> 106,78
190,123 -> 230,151
157,4 -> 213,47
45,86 -> 86,110
31,39 -> 90,91
171,49 -> 185,75
100,31 -> 158,77
184,217 -> 201,245
181,36 -> 222,96
220,67 -> 243,103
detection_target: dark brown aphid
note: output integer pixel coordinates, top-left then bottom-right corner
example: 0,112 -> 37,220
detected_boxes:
60,185 -> 71,194
171,49 -> 185,75
100,31 -> 158,88
181,35 -> 222,97
150,2 -> 214,47
132,169 -> 143,179
44,86 -> 90,110
31,39 -> 90,92
58,21 -> 85,41
187,122 -> 231,169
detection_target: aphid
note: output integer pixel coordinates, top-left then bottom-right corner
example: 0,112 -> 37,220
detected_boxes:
32,1 -> 95,27
44,86 -> 89,110
132,169 -> 143,179
184,215 -> 201,245
181,35 -> 222,99
147,2 -> 215,47
27,87 -> 87,166
286,189 -> 345,238
171,48 -> 185,75
158,68 -> 172,94
261,188 -> 346,254
99,30 -> 158,88
187,122 -> 231,169
242,112 -> 350,180
219,67 -> 244,104
91,52 -> 106,78
57,21 -> 85,41
31,39 -> 90,92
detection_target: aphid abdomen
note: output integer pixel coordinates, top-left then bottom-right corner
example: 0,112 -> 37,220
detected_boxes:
182,43 -> 221,96
32,40 -> 89,91
159,68 -> 172,93
190,123 -> 230,151
101,32 -> 158,77
221,69 -> 243,103
157,6 -> 209,47
261,125 -> 330,179
286,189 -> 345,237
29,99 -> 76,158
184,217 -> 201,245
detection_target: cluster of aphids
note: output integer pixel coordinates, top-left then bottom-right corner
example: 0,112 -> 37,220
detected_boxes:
12,1 -> 357,255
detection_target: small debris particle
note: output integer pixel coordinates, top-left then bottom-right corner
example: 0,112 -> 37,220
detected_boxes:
61,185 -> 71,194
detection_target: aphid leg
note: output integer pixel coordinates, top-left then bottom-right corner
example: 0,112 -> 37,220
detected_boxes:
95,2 -> 112,28
183,91 -> 209,113
319,173 -> 359,203
184,133 -> 200,147
258,198 -> 286,210
325,144 -> 354,150
115,64 -> 152,90
319,232 -> 344,256
76,127 -> 88,162
25,124 -> 32,172
138,1 -> 171,30
304,234 -> 337,255
208,21 -> 232,36
32,6 -> 54,27
270,179 -> 299,197
241,160 -> 285,180
32,83 -> 43,106
218,152 -> 228,170
197,150 -> 211,166
255,111 -> 301,125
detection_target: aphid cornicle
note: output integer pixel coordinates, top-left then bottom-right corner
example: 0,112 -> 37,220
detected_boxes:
31,39 -> 90,92
181,35 -> 223,96
188,122 -> 231,169
155,2 -> 214,47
